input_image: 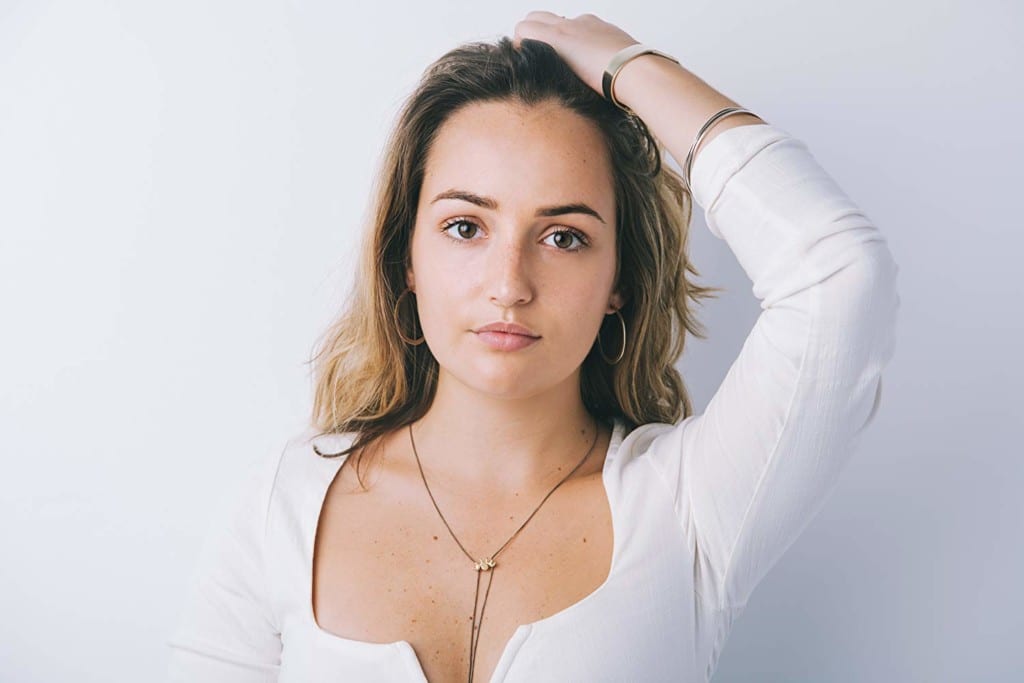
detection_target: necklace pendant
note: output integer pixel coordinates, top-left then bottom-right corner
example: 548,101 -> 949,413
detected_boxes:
474,557 -> 496,572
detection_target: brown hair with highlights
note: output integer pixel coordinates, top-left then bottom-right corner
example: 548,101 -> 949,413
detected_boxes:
306,37 -> 720,488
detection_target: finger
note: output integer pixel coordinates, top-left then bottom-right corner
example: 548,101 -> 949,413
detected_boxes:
512,19 -> 556,48
521,10 -> 565,24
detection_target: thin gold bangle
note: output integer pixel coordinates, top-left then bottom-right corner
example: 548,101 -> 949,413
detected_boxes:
682,107 -> 764,192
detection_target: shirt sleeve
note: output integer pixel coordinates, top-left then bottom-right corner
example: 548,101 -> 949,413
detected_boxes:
645,122 -> 901,613
166,442 -> 286,682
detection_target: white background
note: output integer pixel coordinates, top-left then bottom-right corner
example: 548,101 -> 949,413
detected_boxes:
1,1 -> 1021,681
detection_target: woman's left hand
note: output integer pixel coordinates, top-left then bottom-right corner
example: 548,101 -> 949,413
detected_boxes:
512,12 -> 640,98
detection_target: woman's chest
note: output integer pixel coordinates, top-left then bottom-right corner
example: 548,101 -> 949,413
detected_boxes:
311,467 -> 614,683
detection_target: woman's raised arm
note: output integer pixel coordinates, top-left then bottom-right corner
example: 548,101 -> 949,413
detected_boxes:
647,121 -> 899,613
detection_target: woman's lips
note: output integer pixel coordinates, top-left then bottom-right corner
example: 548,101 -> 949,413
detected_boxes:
474,331 -> 540,351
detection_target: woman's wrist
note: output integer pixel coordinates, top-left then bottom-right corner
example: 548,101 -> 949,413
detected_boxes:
610,53 -> 764,175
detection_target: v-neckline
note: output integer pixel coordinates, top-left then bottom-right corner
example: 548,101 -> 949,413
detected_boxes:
305,417 -> 626,683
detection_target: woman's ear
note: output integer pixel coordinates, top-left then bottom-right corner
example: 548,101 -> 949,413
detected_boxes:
607,290 -> 626,314
405,262 -> 415,292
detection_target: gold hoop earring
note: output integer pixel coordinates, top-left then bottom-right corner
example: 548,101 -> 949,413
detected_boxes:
393,287 -> 425,346
598,309 -> 626,365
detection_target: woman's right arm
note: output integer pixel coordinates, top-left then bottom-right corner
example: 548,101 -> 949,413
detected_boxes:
167,445 -> 285,682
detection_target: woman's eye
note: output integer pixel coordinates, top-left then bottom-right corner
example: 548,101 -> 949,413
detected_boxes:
440,219 -> 588,252
440,218 -> 480,241
543,229 -> 588,251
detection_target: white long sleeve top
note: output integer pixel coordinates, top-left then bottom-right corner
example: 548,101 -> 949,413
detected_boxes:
166,121 -> 901,682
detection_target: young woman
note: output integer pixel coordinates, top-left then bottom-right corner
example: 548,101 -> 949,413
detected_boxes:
168,12 -> 900,683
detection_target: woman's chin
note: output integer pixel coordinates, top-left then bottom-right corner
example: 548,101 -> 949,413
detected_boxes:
446,362 -> 545,399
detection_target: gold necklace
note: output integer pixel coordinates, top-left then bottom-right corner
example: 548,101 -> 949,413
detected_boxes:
408,419 -> 600,683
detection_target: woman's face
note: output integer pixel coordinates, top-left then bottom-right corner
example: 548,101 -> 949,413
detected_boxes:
408,98 -> 624,399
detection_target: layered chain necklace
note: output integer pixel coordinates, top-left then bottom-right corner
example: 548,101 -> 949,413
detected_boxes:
408,419 -> 600,683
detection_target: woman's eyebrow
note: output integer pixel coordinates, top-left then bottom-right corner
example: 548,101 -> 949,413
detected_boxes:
430,189 -> 606,224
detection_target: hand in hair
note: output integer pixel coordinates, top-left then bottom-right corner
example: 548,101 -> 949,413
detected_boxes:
512,11 -> 640,98
514,11 -> 764,177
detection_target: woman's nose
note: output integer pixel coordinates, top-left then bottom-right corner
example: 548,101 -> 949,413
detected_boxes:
488,238 -> 534,308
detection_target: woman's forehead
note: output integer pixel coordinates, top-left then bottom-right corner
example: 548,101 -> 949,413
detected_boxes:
421,100 -> 615,213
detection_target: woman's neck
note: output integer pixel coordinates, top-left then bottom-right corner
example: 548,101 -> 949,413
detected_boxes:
408,369 -> 606,493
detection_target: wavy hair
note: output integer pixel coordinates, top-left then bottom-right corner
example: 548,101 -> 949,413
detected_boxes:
307,37 -> 720,486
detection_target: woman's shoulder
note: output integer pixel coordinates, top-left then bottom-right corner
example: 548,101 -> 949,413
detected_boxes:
615,414 -> 698,459
266,425 -> 357,504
